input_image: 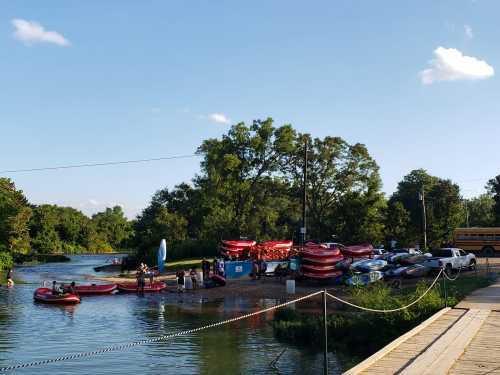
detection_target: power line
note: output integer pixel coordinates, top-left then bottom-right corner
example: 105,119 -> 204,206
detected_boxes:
0,154 -> 200,174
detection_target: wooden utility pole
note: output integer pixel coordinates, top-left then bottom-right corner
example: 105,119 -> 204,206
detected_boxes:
420,188 -> 427,251
301,138 -> 308,245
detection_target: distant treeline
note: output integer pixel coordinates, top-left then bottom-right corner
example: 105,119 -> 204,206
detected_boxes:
0,179 -> 132,268
2,118 -> 500,269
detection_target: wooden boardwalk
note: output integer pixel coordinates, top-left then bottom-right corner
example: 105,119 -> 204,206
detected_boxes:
344,280 -> 500,375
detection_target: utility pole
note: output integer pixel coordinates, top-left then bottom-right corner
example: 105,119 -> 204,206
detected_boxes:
419,188 -> 427,251
465,199 -> 470,228
301,138 -> 308,246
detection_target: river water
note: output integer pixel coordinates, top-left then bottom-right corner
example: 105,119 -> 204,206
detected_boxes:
0,255 -> 341,374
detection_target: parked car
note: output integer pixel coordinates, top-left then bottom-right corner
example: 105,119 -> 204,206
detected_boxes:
373,248 -> 387,256
422,248 -> 476,272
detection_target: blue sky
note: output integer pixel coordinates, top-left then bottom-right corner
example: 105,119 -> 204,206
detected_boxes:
1,0 -> 499,218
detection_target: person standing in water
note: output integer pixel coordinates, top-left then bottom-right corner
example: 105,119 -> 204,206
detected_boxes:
6,268 -> 14,287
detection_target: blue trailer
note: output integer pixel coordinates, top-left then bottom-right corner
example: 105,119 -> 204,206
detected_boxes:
223,260 -> 253,279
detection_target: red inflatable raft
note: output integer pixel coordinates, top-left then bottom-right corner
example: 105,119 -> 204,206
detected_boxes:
300,244 -> 344,279
340,244 -> 374,257
302,255 -> 344,265
251,240 -> 293,261
220,240 -> 256,259
34,288 -> 81,304
210,274 -> 226,286
117,282 -> 166,293
75,284 -> 117,295
300,247 -> 341,258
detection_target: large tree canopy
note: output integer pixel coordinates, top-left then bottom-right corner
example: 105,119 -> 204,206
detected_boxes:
0,178 -> 31,260
388,169 -> 464,248
133,118 -> 386,260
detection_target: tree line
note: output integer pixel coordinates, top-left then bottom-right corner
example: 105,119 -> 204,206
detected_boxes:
0,177 -> 132,268
2,118 -> 500,268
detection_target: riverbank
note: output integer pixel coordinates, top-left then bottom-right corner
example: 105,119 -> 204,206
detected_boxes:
273,273 -> 494,371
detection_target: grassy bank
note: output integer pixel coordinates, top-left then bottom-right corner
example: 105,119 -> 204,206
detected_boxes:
273,275 -> 493,370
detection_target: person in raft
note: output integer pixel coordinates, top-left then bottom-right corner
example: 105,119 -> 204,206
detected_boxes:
176,269 -> 185,293
52,281 -> 62,295
64,281 -> 77,295
6,268 -> 14,287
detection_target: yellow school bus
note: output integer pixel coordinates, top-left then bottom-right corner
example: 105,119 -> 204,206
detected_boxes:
453,227 -> 500,256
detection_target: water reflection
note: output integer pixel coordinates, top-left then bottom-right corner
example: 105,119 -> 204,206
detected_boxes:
0,256 -> 343,374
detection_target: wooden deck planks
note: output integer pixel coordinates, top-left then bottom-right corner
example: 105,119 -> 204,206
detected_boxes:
355,309 -> 465,375
448,311 -> 500,375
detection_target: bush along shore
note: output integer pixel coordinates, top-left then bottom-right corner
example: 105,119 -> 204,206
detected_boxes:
273,275 -> 492,370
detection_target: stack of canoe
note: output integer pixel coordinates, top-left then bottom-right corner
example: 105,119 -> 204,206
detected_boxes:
340,244 -> 374,258
219,240 -> 257,260
251,240 -> 293,261
300,243 -> 344,279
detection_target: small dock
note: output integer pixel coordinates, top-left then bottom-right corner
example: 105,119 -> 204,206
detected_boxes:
344,280 -> 500,375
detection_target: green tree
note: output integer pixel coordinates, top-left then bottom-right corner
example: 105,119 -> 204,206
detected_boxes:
133,201 -> 188,262
285,135 -> 385,243
0,178 -> 32,260
487,175 -> 500,226
30,205 -> 63,254
426,179 -> 464,247
389,170 -> 464,248
385,201 -> 410,246
91,206 -> 132,250
466,194 -> 494,227
196,118 -> 296,239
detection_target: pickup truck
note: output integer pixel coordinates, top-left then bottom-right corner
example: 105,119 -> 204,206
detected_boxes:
423,248 -> 476,271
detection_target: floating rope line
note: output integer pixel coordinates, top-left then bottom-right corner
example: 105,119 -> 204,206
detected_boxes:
326,268 -> 444,313
0,291 -> 322,372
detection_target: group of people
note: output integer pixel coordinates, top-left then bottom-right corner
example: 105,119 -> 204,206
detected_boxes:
51,280 -> 77,295
175,258 -> 225,293
136,263 -> 155,292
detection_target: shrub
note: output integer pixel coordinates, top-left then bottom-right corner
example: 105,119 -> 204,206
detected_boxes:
0,252 -> 14,270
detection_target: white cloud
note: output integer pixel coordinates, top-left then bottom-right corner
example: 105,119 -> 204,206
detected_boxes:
420,47 -> 494,85
88,199 -> 99,206
208,113 -> 230,125
11,19 -> 70,46
464,25 -> 473,40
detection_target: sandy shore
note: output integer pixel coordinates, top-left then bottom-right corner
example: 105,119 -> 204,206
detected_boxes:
91,271 -> 347,302
90,257 -> 498,303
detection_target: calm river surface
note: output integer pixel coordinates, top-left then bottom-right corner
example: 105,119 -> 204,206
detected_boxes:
0,255 -> 341,374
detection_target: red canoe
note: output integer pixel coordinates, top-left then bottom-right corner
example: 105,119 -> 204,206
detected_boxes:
341,244 -> 374,257
117,282 -> 166,293
302,270 -> 343,279
34,288 -> 81,304
75,284 -> 117,295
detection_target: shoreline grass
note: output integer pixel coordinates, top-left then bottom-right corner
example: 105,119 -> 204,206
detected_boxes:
273,274 -> 494,370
